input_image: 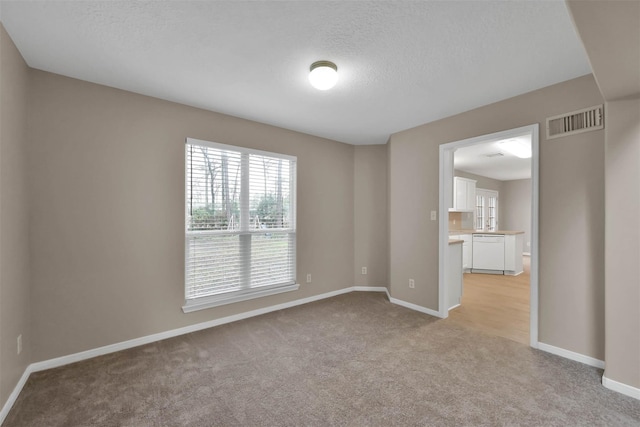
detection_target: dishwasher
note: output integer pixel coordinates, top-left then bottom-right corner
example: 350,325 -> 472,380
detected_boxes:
472,234 -> 505,272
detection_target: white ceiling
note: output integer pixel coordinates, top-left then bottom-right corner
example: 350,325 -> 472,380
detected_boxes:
454,134 -> 532,181
0,1 -> 591,145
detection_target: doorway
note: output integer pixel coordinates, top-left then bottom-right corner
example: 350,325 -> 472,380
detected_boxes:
438,124 -> 539,348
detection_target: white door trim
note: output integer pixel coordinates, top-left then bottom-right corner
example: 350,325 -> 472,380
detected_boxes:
438,124 -> 540,348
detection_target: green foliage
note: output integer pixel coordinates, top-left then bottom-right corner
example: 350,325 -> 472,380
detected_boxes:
190,206 -> 237,230
254,195 -> 278,223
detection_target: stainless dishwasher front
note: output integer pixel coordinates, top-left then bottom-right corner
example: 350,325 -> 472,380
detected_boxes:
472,234 -> 505,271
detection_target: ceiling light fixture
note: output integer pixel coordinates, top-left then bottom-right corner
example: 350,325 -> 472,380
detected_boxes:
309,60 -> 338,90
499,139 -> 532,158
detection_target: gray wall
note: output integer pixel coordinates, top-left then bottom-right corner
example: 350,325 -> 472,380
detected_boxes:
604,99 -> 640,388
389,74 -> 605,360
454,170 -> 503,193
26,70 -> 361,362
567,0 -> 640,395
501,179 -> 532,252
354,145 -> 388,287
0,24 -> 31,406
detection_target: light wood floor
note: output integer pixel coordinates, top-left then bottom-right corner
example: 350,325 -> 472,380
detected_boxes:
446,256 -> 530,345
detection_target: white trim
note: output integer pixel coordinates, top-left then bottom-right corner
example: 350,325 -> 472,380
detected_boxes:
353,286 -> 388,293
17,287 -> 393,373
182,283 -> 300,313
0,285 -> 617,424
439,124 -> 540,347
537,342 -> 605,369
602,376 -> 640,400
388,296 -> 444,318
184,138 -> 298,310
0,367 -> 32,424
186,137 -> 297,162
34,287 -> 359,373
5,286 -> 390,424
523,252 -> 531,257
438,145 -> 454,318
529,124 -> 540,347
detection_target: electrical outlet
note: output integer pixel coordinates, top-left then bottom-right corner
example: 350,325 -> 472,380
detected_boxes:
17,334 -> 22,355
430,211 -> 437,221
409,279 -> 415,288
361,267 -> 367,275
306,274 -> 311,283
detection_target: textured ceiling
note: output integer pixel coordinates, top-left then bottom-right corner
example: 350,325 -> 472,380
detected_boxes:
0,1 -> 591,145
454,135 -> 532,181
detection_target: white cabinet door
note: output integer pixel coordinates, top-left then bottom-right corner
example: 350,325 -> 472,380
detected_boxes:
448,242 -> 463,310
461,234 -> 472,270
453,177 -> 476,211
504,234 -> 524,275
453,178 -> 467,210
465,180 -> 476,212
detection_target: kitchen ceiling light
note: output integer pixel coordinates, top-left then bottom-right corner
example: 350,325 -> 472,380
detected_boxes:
499,139 -> 532,159
309,60 -> 338,90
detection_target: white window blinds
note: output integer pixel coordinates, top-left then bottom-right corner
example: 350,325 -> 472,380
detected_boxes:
184,138 -> 297,312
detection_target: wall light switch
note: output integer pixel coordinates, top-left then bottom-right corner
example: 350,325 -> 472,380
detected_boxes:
430,211 -> 437,221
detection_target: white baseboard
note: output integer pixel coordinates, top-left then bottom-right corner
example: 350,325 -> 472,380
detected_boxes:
3,285 -> 378,424
602,376 -> 640,400
31,287 -> 362,373
1,285 -> 401,423
388,296 -> 444,318
12,286 -> 621,423
537,342 -> 605,369
353,286 -> 388,293
0,367 -> 32,424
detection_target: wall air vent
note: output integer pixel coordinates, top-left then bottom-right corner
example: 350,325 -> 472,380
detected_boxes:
546,104 -> 604,140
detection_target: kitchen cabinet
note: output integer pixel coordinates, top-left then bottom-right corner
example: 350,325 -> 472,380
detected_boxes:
461,234 -> 472,271
451,233 -> 472,271
448,240 -> 463,310
453,177 -> 476,211
504,233 -> 524,275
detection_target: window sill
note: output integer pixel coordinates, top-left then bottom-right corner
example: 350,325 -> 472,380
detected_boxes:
182,283 -> 300,313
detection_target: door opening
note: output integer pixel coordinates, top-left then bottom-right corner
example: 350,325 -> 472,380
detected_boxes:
438,124 -> 539,348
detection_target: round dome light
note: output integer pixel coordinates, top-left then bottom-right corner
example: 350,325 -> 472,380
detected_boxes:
309,60 -> 338,90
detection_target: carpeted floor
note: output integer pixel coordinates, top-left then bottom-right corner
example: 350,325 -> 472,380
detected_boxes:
4,292 -> 640,426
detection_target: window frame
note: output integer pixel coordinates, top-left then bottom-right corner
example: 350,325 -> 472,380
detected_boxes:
182,137 -> 298,313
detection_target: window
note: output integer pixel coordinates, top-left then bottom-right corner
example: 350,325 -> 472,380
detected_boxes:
475,189 -> 498,232
183,138 -> 297,312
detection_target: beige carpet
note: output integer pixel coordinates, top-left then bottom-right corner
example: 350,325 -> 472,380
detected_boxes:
4,292 -> 639,426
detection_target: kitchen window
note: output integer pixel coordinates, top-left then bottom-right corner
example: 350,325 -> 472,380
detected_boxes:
475,189 -> 498,232
183,138 -> 297,313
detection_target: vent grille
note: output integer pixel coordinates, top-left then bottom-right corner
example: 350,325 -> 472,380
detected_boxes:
546,104 -> 604,140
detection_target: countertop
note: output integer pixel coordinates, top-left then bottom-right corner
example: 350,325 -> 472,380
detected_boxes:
449,229 -> 525,235
448,239 -> 464,245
